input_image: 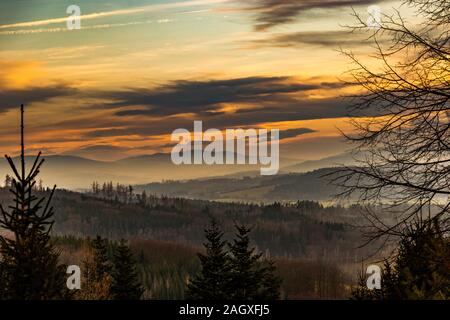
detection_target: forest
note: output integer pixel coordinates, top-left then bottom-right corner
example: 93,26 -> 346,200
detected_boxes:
0,183 -> 373,299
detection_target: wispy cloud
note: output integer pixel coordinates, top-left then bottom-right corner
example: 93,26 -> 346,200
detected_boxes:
0,0 -> 229,29
242,0 -> 386,30
80,76 -> 356,131
246,30 -> 378,48
99,76 -> 331,117
0,85 -> 77,112
0,21 -> 154,36
179,9 -> 211,14
279,128 -> 316,139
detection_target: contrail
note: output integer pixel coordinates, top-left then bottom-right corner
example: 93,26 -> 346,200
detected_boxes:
0,0 -> 229,29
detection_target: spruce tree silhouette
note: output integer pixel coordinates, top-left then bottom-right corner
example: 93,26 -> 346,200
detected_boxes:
91,236 -> 112,282
187,220 -> 281,300
111,239 -> 143,300
351,220 -> 450,300
0,104 -> 67,300
186,219 -> 232,300
228,224 -> 281,300
77,236 -> 112,300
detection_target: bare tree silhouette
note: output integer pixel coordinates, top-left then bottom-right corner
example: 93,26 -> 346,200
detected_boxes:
334,0 -> 450,243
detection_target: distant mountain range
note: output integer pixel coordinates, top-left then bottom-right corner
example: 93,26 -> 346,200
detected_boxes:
0,153 -> 296,189
0,152 -> 356,193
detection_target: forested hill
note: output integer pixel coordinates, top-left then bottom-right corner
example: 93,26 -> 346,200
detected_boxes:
134,167 -> 346,203
0,187 -> 370,262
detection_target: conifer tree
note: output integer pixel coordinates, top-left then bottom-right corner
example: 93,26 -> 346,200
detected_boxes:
0,104 -> 67,300
351,220 -> 450,300
228,224 -> 281,300
256,259 -> 282,300
4,174 -> 12,188
186,219 -> 232,300
111,239 -> 143,300
78,236 -> 113,300
91,236 -> 112,282
77,247 -> 112,300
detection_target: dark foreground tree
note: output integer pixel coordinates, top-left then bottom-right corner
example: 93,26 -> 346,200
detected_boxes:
91,236 -> 112,282
187,221 -> 281,300
228,224 -> 281,300
333,0 -> 450,241
334,0 -> 450,300
352,220 -> 450,300
76,236 -> 113,300
186,219 -> 232,299
111,239 -> 143,300
0,105 -> 67,299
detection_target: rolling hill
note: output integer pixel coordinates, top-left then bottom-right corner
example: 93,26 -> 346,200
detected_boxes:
0,153 -> 301,190
134,167 -> 346,203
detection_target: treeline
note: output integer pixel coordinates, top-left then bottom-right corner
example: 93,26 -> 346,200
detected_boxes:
91,181 -> 136,204
56,233 -> 352,299
351,220 -> 450,300
62,236 -> 143,300
0,169 -> 373,300
4,174 -> 47,192
0,186 -> 370,261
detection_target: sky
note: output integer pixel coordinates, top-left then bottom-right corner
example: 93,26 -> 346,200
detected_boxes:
0,0 -> 410,161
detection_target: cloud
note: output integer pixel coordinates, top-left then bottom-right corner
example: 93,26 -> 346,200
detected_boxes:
97,76 -> 347,117
243,0 -> 384,30
248,30 -> 374,48
0,85 -> 77,112
0,61 -> 45,88
0,21 -> 153,36
279,128 -> 316,139
0,10 -> 134,29
0,76 -> 355,149
84,128 -> 133,138
0,76 -> 355,147
0,0 -> 230,29
225,97 -> 353,124
68,76 -> 356,141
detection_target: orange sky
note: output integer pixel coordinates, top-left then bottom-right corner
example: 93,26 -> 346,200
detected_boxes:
0,0 -> 414,161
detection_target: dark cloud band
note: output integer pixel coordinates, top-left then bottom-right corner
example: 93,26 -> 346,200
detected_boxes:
0,85 -> 77,112
244,0 -> 385,30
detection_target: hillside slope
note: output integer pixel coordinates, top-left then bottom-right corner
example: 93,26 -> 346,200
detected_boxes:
134,167 -> 346,203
